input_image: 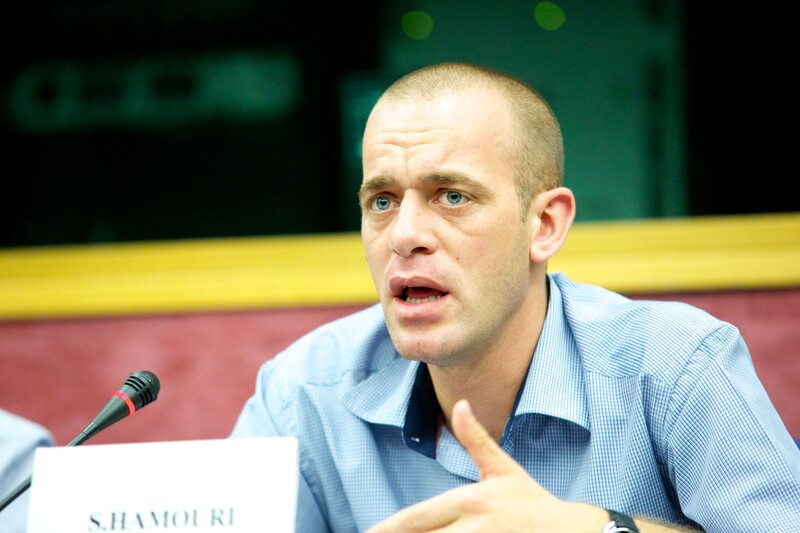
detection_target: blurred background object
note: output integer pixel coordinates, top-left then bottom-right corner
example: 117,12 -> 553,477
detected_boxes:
0,409 -> 54,532
3,0 -> 792,248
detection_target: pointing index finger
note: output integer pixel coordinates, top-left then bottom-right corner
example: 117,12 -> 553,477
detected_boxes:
451,399 -> 524,480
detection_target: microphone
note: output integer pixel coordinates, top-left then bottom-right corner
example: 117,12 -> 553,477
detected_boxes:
68,370 -> 160,446
0,370 -> 161,513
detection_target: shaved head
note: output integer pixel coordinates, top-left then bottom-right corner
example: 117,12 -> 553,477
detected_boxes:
374,62 -> 564,217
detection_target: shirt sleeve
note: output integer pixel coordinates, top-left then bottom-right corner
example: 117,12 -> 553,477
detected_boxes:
229,385 -> 276,439
665,326 -> 800,530
230,361 -> 331,532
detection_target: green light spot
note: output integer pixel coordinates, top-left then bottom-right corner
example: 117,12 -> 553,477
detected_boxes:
401,11 -> 434,41
535,2 -> 566,31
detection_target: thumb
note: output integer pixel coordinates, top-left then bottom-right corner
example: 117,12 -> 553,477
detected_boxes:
451,399 -> 525,481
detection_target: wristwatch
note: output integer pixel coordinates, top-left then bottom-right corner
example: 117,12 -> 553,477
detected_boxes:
602,509 -> 640,533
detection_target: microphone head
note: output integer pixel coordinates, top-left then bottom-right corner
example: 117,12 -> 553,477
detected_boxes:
120,370 -> 160,409
73,370 -> 161,445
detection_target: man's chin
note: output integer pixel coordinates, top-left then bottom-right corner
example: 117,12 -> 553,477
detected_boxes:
388,330 -> 455,364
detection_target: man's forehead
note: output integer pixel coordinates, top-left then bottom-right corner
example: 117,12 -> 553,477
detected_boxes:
365,89 -> 508,144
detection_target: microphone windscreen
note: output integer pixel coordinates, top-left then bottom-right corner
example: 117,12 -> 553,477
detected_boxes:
121,370 -> 160,409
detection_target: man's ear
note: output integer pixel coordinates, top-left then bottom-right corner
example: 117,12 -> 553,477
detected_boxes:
529,187 -> 575,263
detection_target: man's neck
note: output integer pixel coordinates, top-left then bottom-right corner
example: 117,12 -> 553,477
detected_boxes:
429,279 -> 549,443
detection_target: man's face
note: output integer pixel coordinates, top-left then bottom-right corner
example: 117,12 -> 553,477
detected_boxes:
360,88 -> 536,367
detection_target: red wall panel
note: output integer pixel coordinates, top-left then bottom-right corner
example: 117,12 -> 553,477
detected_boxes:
1,288 -> 797,447
0,305 -> 366,446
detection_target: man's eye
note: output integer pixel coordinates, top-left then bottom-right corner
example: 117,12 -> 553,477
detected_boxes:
444,191 -> 465,205
372,196 -> 392,211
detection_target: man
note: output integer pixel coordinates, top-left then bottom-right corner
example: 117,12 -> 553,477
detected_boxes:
0,409 -> 55,533
232,62 -> 800,531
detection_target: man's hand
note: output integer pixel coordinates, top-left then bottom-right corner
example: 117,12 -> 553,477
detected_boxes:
365,399 -> 604,532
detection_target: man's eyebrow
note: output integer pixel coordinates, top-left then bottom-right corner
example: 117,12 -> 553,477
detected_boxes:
359,172 -> 492,201
359,176 -> 397,201
421,172 -> 493,197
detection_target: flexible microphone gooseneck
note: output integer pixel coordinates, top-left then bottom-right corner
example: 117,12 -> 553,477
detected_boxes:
0,370 -> 161,513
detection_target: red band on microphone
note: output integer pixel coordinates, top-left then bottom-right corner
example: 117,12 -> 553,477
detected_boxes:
114,391 -> 136,416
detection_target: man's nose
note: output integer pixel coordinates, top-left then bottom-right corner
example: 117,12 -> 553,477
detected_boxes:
389,195 -> 437,257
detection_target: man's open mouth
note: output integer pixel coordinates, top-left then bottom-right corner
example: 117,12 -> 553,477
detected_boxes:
401,285 -> 446,303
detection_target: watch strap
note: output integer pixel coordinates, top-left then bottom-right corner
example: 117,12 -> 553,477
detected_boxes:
602,509 -> 640,533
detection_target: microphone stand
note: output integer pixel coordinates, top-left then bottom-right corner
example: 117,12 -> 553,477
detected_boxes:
0,370 -> 159,513
0,429 -> 94,512
0,478 -> 32,514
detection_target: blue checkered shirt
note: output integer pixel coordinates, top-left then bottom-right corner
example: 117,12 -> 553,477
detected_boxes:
232,272 -> 800,532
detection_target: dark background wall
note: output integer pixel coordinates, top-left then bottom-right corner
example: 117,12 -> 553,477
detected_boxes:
1,1 -> 795,248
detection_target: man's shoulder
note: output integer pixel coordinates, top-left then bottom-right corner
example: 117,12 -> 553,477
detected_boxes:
0,409 -> 54,481
0,409 -> 54,451
264,303 -> 396,386
552,272 -> 727,332
550,273 -> 740,374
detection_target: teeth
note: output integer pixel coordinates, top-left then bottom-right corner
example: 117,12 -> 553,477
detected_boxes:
407,295 -> 442,304
400,285 -> 443,304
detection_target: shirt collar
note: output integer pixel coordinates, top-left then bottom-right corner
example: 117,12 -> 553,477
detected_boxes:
343,355 -> 441,458
342,345 -> 419,428
517,274 -> 590,431
342,274 -> 590,458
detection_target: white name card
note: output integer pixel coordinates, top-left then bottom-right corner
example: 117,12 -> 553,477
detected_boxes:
26,437 -> 297,532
